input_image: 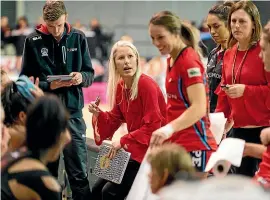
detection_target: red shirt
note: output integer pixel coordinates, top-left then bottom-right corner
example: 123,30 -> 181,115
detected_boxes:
216,42 -> 270,127
92,74 -> 167,163
254,146 -> 270,189
165,47 -> 217,152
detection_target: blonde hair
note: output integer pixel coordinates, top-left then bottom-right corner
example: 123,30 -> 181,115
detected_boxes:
107,41 -> 141,109
147,143 -> 195,178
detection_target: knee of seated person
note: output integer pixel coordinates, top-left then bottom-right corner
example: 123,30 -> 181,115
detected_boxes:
101,183 -> 116,197
69,178 -> 90,190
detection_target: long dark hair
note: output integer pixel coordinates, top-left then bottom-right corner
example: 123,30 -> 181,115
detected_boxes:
1,82 -> 31,126
26,95 -> 69,157
208,1 -> 234,26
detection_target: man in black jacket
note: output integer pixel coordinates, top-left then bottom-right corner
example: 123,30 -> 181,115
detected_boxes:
20,1 -> 94,199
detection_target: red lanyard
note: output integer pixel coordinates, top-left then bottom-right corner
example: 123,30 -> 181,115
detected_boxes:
232,47 -> 249,84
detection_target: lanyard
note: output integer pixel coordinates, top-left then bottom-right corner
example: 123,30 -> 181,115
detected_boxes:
231,47 -> 249,84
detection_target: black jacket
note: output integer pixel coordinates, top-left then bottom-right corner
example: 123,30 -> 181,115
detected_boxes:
20,23 -> 94,117
206,46 -> 225,113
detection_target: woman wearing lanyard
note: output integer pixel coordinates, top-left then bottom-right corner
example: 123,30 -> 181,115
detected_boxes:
216,1 -> 270,177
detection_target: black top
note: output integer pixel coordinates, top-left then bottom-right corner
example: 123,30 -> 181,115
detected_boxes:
206,46 -> 225,113
1,149 -> 61,200
20,23 -> 95,118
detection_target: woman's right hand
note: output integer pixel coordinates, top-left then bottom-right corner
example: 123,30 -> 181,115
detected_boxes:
88,102 -> 100,117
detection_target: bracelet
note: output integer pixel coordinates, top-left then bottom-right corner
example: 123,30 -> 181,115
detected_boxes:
159,124 -> 174,138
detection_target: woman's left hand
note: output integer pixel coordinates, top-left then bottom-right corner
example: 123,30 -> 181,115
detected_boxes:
107,140 -> 122,159
225,84 -> 245,98
29,76 -> 44,98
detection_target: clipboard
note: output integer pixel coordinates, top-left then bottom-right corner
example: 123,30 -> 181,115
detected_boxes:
47,75 -> 73,82
93,141 -> 131,184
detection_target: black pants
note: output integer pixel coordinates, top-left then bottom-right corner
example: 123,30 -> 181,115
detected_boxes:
231,127 -> 265,177
47,117 -> 92,200
92,160 -> 140,200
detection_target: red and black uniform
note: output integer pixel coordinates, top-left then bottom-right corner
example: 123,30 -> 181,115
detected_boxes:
216,42 -> 270,177
165,47 -> 217,171
207,46 -> 226,112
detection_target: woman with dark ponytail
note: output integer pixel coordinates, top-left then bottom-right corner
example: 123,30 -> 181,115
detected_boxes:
148,11 -> 217,173
181,21 -> 203,59
206,1 -> 233,113
1,75 -> 43,151
1,95 -> 71,200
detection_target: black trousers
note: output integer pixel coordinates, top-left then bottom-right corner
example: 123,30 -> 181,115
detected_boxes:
231,127 -> 265,177
92,159 -> 140,200
47,117 -> 92,200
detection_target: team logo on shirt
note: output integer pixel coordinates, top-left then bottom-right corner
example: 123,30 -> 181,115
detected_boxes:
167,93 -> 177,100
187,67 -> 201,78
207,72 -> 222,79
67,48 -> 77,52
41,48 -> 48,57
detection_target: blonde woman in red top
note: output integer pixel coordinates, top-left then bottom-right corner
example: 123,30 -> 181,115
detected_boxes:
216,1 -> 270,177
88,41 -> 166,200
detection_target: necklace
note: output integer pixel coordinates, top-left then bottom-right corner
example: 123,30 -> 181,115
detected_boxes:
124,86 -> 130,112
231,46 -> 249,84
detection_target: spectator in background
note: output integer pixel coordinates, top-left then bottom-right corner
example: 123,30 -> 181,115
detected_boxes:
90,18 -> 108,60
73,19 -> 86,31
35,16 -> 45,29
1,16 -> 11,49
199,18 -> 216,57
13,16 -> 33,72
199,18 -> 209,33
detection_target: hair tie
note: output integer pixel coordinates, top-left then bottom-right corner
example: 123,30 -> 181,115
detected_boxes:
15,75 -> 35,102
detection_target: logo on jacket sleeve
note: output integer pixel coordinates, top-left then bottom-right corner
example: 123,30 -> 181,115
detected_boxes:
67,48 -> 77,52
41,48 -> 48,57
187,67 -> 201,78
32,36 -> 42,41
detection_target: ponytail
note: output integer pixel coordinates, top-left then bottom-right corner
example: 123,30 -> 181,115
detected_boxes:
181,22 -> 203,59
